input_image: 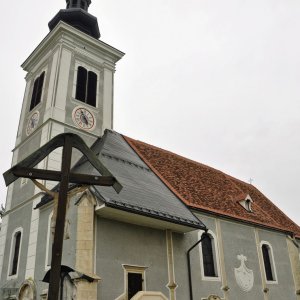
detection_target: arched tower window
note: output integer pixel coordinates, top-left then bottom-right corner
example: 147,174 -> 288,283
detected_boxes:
75,66 -> 97,107
29,71 -> 45,111
261,242 -> 277,282
9,229 -> 22,276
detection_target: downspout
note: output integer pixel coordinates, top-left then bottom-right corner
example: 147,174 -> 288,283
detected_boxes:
187,229 -> 208,300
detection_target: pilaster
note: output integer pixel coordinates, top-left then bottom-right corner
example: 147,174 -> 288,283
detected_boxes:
286,236 -> 300,299
215,219 -> 229,300
166,230 -> 177,300
75,191 -> 100,300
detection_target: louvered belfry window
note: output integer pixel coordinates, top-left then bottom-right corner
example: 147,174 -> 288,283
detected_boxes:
262,244 -> 274,281
10,231 -> 21,276
202,233 -> 216,277
30,72 -> 45,111
75,66 -> 97,107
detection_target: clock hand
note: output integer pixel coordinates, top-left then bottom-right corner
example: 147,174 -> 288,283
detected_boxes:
80,110 -> 89,125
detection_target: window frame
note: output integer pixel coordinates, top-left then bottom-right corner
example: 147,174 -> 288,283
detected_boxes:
199,230 -> 221,281
7,227 -> 23,279
73,62 -> 100,108
260,241 -> 278,284
45,211 -> 53,270
122,264 -> 147,300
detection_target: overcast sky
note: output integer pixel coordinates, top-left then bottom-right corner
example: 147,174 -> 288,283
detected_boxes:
0,0 -> 299,225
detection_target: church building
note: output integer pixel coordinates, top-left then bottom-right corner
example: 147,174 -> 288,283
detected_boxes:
0,1 -> 299,300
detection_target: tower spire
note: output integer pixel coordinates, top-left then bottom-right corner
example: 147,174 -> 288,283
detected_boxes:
66,0 -> 91,11
49,0 -> 100,39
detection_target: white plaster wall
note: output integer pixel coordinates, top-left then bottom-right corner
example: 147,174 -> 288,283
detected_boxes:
44,48 -> 60,120
16,80 -> 32,146
0,215 -> 9,281
54,48 -> 71,123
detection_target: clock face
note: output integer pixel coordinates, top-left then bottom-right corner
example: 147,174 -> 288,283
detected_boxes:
72,106 -> 96,131
26,111 -> 40,136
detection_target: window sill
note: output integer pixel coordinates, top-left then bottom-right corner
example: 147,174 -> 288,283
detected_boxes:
266,280 -> 278,285
201,275 -> 221,282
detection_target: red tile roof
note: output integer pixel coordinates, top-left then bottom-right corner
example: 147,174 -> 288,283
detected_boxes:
124,135 -> 300,238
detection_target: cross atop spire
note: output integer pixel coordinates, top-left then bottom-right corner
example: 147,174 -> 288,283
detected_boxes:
49,0 -> 100,39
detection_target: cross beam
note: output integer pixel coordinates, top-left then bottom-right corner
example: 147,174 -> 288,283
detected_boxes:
3,133 -> 122,300
12,167 -> 116,186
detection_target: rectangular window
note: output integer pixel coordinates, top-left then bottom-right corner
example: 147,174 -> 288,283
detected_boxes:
87,71 -> 97,106
128,273 -> 143,299
122,265 -> 147,300
75,66 -> 87,102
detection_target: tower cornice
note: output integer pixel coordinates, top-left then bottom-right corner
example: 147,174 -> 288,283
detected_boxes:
22,22 -> 124,72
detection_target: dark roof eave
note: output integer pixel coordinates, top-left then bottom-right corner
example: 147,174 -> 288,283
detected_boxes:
104,201 -> 206,231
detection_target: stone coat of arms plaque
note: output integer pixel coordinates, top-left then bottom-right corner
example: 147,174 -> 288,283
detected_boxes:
234,254 -> 254,292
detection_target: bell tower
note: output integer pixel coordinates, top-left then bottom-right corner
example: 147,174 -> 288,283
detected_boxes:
0,0 -> 124,291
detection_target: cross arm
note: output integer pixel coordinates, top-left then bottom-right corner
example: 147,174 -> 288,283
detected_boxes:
9,166 -> 118,187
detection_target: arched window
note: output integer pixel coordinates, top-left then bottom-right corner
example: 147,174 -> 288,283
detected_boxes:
29,71 -> 45,111
199,231 -> 220,280
202,233 -> 216,277
9,229 -> 22,276
261,242 -> 277,282
75,66 -> 97,107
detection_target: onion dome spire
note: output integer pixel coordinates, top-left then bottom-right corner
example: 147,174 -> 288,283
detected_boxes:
48,0 -> 100,39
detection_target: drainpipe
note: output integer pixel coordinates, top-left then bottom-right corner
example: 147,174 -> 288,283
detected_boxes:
187,229 -> 208,300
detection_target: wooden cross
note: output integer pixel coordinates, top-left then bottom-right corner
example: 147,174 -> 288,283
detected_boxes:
3,133 -> 122,300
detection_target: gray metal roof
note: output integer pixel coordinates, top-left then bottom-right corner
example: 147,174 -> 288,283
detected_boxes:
74,130 -> 206,230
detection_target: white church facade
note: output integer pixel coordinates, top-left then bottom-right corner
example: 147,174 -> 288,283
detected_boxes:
0,1 -> 299,299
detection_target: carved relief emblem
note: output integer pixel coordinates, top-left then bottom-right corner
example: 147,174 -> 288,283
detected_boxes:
234,254 -> 254,292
